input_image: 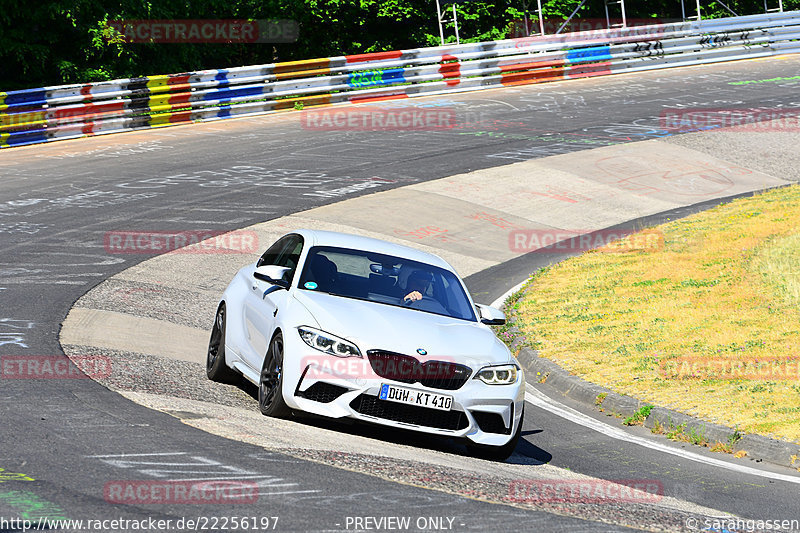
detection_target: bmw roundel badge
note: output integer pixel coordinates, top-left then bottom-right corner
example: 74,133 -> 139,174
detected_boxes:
416,348 -> 427,356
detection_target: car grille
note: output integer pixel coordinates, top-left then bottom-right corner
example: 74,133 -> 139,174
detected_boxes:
350,394 -> 468,431
296,382 -> 349,403
472,409 -> 512,435
366,350 -> 472,391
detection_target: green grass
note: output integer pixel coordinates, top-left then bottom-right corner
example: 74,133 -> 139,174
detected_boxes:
756,232 -> 800,308
510,184 -> 800,443
623,405 -> 653,426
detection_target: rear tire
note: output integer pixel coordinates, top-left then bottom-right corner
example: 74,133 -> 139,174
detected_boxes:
466,406 -> 523,462
207,304 -> 239,384
258,332 -> 291,418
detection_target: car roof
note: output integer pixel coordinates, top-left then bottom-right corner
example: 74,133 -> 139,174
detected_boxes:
293,229 -> 454,271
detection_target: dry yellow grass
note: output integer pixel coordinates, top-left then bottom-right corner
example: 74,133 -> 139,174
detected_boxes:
512,184 -> 800,442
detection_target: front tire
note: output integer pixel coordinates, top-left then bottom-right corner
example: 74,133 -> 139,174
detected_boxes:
207,304 -> 239,384
466,406 -> 523,462
258,332 -> 291,418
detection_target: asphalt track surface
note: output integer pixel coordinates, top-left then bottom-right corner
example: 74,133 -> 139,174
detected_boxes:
2,56 -> 800,531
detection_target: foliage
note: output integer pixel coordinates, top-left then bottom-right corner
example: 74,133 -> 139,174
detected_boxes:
595,392 -> 607,406
2,0 -> 800,89
622,404 -> 653,425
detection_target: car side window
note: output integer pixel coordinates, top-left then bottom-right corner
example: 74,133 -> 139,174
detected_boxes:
279,238 -> 303,282
257,234 -> 304,283
257,236 -> 291,268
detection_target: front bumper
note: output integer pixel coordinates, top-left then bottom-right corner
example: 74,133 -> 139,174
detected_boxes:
284,347 -> 525,447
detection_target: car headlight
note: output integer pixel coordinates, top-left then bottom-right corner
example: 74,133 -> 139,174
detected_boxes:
297,326 -> 362,358
475,364 -> 519,385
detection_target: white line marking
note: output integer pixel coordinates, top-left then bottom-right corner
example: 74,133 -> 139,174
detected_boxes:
87,452 -> 187,458
252,490 -> 321,496
525,384 -> 800,485
169,475 -> 293,482
490,278 -> 529,309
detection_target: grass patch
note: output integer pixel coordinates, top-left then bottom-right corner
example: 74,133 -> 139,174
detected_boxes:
511,184 -> 800,442
595,392 -> 608,407
709,430 -> 741,454
686,425 -> 708,446
623,404 -> 653,426
665,422 -> 688,440
658,420 -> 710,446
755,232 -> 800,307
651,418 -> 665,435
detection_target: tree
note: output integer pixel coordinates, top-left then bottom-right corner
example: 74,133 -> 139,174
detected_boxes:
2,0 -> 798,90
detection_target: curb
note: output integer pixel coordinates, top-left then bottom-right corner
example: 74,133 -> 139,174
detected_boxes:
516,346 -> 800,470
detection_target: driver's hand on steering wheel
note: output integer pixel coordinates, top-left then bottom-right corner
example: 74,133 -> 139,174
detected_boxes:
403,290 -> 423,303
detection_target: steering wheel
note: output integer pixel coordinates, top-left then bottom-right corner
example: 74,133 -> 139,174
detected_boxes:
404,296 -> 447,314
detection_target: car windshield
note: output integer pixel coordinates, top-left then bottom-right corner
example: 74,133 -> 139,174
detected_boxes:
297,246 -> 477,321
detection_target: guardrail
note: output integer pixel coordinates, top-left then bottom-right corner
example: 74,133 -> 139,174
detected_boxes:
2,11 -> 799,149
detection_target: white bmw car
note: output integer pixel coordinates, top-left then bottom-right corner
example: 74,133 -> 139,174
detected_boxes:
207,229 -> 525,460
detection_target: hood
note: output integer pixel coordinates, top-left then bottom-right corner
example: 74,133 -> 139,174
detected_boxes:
292,290 -> 511,368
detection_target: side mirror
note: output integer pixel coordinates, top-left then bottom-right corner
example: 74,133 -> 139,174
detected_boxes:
476,303 -> 506,326
254,265 -> 291,289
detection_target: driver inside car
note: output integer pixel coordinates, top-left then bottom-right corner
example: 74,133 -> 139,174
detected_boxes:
403,269 -> 434,303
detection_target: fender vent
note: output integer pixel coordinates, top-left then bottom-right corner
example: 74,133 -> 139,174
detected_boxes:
471,409 -> 512,435
296,382 -> 349,403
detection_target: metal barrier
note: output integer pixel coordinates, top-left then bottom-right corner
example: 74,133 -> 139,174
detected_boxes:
2,11 -> 799,149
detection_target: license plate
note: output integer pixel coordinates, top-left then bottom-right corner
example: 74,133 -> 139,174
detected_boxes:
379,384 -> 453,411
